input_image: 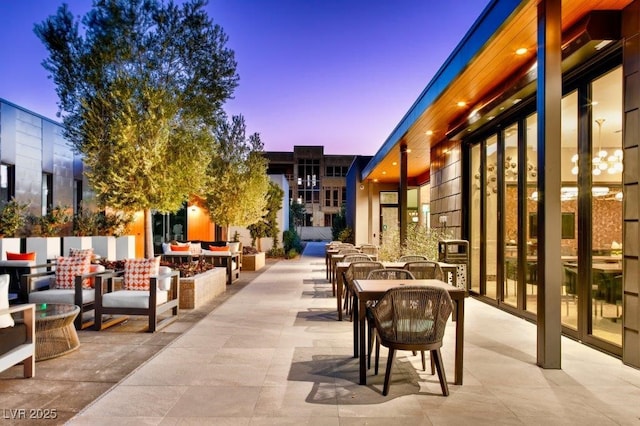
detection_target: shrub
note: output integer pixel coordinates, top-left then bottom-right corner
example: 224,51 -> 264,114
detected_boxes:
0,198 -> 29,237
283,229 -> 302,253
286,248 -> 298,259
378,225 -> 453,262
267,247 -> 285,258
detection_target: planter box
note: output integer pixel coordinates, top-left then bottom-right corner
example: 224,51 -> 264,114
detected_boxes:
62,236 -> 92,255
0,238 -> 22,259
179,268 -> 226,309
115,236 -> 135,260
242,252 -> 265,271
26,237 -> 61,265
92,236 -> 116,260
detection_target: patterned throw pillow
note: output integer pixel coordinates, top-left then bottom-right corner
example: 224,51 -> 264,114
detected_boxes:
123,257 -> 160,291
55,256 -> 91,289
69,247 -> 94,257
170,244 -> 190,252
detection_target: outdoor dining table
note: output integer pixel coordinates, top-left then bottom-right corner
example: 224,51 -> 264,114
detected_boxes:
352,278 -> 467,386
334,260 -> 461,322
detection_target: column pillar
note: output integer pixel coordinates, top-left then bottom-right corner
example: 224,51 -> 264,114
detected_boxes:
400,143 -> 409,246
536,0 -> 562,369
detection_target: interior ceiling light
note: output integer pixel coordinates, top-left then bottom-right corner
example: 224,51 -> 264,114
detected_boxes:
392,161 -> 397,166
382,171 -> 387,175
457,101 -> 467,107
426,130 -> 433,136
571,118 -> 623,176
515,47 -> 527,55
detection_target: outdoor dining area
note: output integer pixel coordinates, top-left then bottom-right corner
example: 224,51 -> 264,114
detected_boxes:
2,242 -> 640,424
324,240 -> 468,395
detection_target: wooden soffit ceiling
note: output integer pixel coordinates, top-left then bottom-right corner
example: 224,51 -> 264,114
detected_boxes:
363,0 -> 632,184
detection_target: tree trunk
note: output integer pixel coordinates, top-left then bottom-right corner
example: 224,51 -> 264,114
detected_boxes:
144,208 -> 153,259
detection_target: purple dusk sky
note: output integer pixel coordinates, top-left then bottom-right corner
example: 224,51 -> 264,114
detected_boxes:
0,0 -> 488,155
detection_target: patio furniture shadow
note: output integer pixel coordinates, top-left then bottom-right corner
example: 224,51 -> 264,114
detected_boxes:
288,351 -> 452,404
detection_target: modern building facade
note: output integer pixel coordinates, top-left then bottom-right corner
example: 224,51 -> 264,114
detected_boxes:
264,145 -> 354,227
348,0 -> 640,369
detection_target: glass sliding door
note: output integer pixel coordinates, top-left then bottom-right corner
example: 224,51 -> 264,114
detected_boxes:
561,91 -> 579,330
485,135 -> 498,300
503,123 -> 519,307
525,113 -> 538,313
470,144 -> 481,294
590,67 -> 623,346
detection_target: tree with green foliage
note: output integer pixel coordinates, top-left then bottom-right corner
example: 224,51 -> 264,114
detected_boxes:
248,180 -> 284,251
289,200 -> 305,233
205,114 -> 270,240
331,204 -> 347,241
35,0 -> 238,257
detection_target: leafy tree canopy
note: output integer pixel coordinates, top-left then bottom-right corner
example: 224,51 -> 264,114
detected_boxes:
34,0 -> 238,213
205,114 -> 270,236
35,0 -> 238,256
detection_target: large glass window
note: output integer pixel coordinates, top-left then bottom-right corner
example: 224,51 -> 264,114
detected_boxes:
525,113 -> 538,313
485,135 -> 498,300
590,67 -> 623,346
0,164 -> 15,202
560,91 -> 578,329
470,144 -> 481,294
503,123 -> 519,307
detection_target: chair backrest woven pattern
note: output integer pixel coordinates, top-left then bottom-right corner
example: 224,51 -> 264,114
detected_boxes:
404,261 -> 443,280
342,254 -> 371,263
398,255 -> 428,262
372,285 -> 453,345
344,261 -> 385,289
366,268 -> 415,281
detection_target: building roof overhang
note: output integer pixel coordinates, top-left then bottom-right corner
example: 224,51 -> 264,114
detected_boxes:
361,0 -> 631,185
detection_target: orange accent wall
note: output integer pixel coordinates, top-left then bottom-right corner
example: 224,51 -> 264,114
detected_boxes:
129,211 -> 145,258
187,205 -> 215,241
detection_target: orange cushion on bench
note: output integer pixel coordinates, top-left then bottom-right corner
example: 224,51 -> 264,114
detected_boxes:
6,252 -> 36,261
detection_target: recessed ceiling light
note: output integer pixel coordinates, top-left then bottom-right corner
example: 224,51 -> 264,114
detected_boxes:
591,101 -> 599,106
373,178 -> 378,183
406,149 -> 412,153
512,98 -> 522,104
382,171 -> 387,175
426,130 -> 433,136
457,101 -> 467,107
392,161 -> 397,166
515,47 -> 527,55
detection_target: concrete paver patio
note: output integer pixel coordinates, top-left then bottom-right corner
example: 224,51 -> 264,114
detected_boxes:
2,242 -> 640,425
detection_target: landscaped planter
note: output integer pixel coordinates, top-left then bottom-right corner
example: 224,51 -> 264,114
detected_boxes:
62,236 -> 92,255
0,237 -> 22,259
242,252 -> 265,271
92,236 -> 116,260
26,237 -> 61,264
115,235 -> 135,260
178,267 -> 226,309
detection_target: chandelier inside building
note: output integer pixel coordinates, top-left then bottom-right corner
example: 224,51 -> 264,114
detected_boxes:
571,118 -> 623,176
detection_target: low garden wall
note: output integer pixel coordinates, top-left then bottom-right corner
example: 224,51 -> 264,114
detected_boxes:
242,252 -> 265,271
179,267 -> 226,309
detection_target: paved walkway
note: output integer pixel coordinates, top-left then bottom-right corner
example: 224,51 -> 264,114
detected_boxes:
69,242 -> 640,425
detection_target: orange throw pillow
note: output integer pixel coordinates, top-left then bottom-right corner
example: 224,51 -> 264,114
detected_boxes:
170,244 -> 190,252
6,252 -> 36,261
208,245 -> 229,252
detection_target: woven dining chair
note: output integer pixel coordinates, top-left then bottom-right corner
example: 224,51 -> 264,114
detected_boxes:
342,261 -> 384,321
398,255 -> 428,263
372,285 -> 454,396
338,254 -> 372,302
364,268 -> 416,369
404,261 -> 444,280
